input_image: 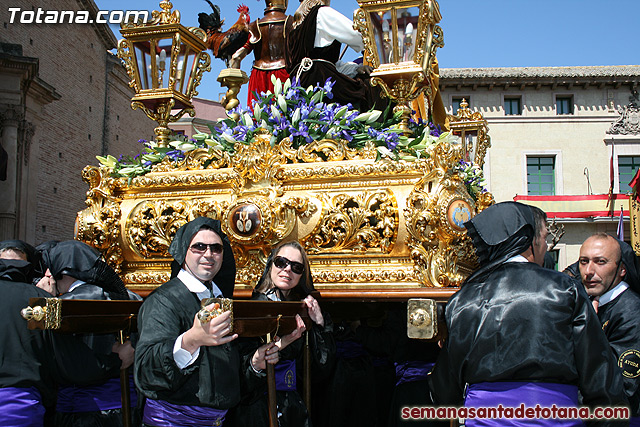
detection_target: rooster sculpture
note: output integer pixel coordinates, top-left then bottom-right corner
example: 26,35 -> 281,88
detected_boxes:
198,1 -> 251,68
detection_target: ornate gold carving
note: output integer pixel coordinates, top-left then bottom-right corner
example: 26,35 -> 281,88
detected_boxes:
448,98 -> 491,167
76,166 -> 124,272
117,39 -> 138,91
149,1 -> 181,25
281,138 -> 377,163
403,139 -> 477,287
303,190 -> 397,253
20,298 -> 62,329
126,199 -> 225,258
353,8 -> 378,68
312,266 -> 416,284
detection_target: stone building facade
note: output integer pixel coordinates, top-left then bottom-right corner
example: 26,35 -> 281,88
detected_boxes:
440,65 -> 640,267
0,0 -> 155,244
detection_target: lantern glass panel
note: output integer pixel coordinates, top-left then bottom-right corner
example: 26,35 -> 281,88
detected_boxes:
179,48 -> 197,95
397,7 -> 419,62
133,41 -> 152,90
155,38 -> 172,89
370,10 -> 393,65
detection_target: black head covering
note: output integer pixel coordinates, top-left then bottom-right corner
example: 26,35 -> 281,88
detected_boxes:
33,241 -> 60,278
616,238 -> 640,294
255,243 -> 314,301
0,239 -> 37,263
168,217 -> 236,298
464,201 -> 537,283
0,259 -> 34,283
42,240 -> 129,300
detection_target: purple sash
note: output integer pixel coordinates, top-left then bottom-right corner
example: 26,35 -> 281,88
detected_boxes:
56,377 -> 137,412
0,386 -> 45,427
464,382 -> 584,427
143,399 -> 227,427
395,361 -> 434,386
336,340 -> 367,359
275,359 -> 297,391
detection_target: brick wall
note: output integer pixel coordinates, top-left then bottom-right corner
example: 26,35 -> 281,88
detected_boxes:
1,0 -> 154,243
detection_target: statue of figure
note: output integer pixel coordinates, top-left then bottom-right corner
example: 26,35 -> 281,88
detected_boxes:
231,0 -> 292,107
284,0 -> 384,112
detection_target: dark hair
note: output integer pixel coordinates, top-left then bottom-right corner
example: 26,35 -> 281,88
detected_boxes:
254,241 -> 314,300
530,206 -> 547,241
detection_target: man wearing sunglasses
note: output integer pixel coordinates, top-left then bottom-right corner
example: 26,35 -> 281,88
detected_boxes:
135,217 -> 279,427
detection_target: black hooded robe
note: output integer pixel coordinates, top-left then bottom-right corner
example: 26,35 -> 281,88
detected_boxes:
42,241 -> 140,427
0,260 -> 130,427
229,291 -> 335,427
134,217 -> 264,421
429,202 -> 627,425
598,286 -> 640,419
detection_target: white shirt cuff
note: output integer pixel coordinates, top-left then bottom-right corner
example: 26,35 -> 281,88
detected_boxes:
173,333 -> 200,369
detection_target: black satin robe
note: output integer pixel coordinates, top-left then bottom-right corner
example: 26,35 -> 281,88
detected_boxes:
429,262 -> 626,410
598,287 -> 640,417
229,292 -> 335,427
0,262 -> 122,414
134,278 -> 263,409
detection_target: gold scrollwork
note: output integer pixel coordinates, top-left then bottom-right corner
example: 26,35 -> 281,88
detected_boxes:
116,39 -> 138,92
126,199 -> 225,258
403,139 -> 475,287
282,139 -> 377,163
76,166 -> 124,272
190,52 -> 212,98
353,8 -> 378,69
231,129 -> 286,191
303,190 -> 398,253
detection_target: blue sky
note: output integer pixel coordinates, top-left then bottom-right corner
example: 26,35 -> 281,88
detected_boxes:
97,0 -> 639,107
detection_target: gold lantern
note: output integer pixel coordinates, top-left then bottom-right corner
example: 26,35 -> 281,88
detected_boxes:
354,0 -> 444,134
117,1 -> 211,147
449,98 -> 491,167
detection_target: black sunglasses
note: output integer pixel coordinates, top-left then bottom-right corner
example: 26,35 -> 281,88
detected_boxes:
273,256 -> 305,275
190,242 -> 224,254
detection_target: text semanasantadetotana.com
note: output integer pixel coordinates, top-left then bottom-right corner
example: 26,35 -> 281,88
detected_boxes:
401,404 -> 630,421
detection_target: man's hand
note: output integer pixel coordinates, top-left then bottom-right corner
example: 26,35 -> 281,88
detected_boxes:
35,269 -> 57,295
112,340 -> 135,370
251,342 -> 280,371
181,308 -> 238,354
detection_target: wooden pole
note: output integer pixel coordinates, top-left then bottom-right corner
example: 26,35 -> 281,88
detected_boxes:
303,331 -> 311,413
266,332 -> 278,427
119,330 -> 132,427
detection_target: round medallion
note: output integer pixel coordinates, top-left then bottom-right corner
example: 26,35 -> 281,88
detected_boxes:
447,199 -> 472,231
229,203 -> 262,237
618,349 -> 640,378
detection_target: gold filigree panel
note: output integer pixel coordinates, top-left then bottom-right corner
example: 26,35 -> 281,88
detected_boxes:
76,166 -> 124,272
303,190 -> 398,253
125,199 -> 225,258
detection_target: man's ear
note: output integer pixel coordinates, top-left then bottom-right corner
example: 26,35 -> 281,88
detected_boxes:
619,263 -> 627,281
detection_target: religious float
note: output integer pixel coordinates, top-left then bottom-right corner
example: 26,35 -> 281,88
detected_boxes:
73,0 -> 494,339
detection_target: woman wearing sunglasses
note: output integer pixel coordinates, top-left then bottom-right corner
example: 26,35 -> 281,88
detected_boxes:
229,241 -> 335,427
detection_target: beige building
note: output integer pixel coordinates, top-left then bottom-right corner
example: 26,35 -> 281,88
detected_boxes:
0,0 -> 155,244
440,65 -> 640,268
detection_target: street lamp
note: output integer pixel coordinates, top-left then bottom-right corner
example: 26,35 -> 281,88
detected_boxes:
354,0 -> 444,134
117,1 -> 211,147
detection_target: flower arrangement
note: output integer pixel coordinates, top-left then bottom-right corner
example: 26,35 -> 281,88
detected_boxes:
458,160 -> 487,200
96,76 -> 484,197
